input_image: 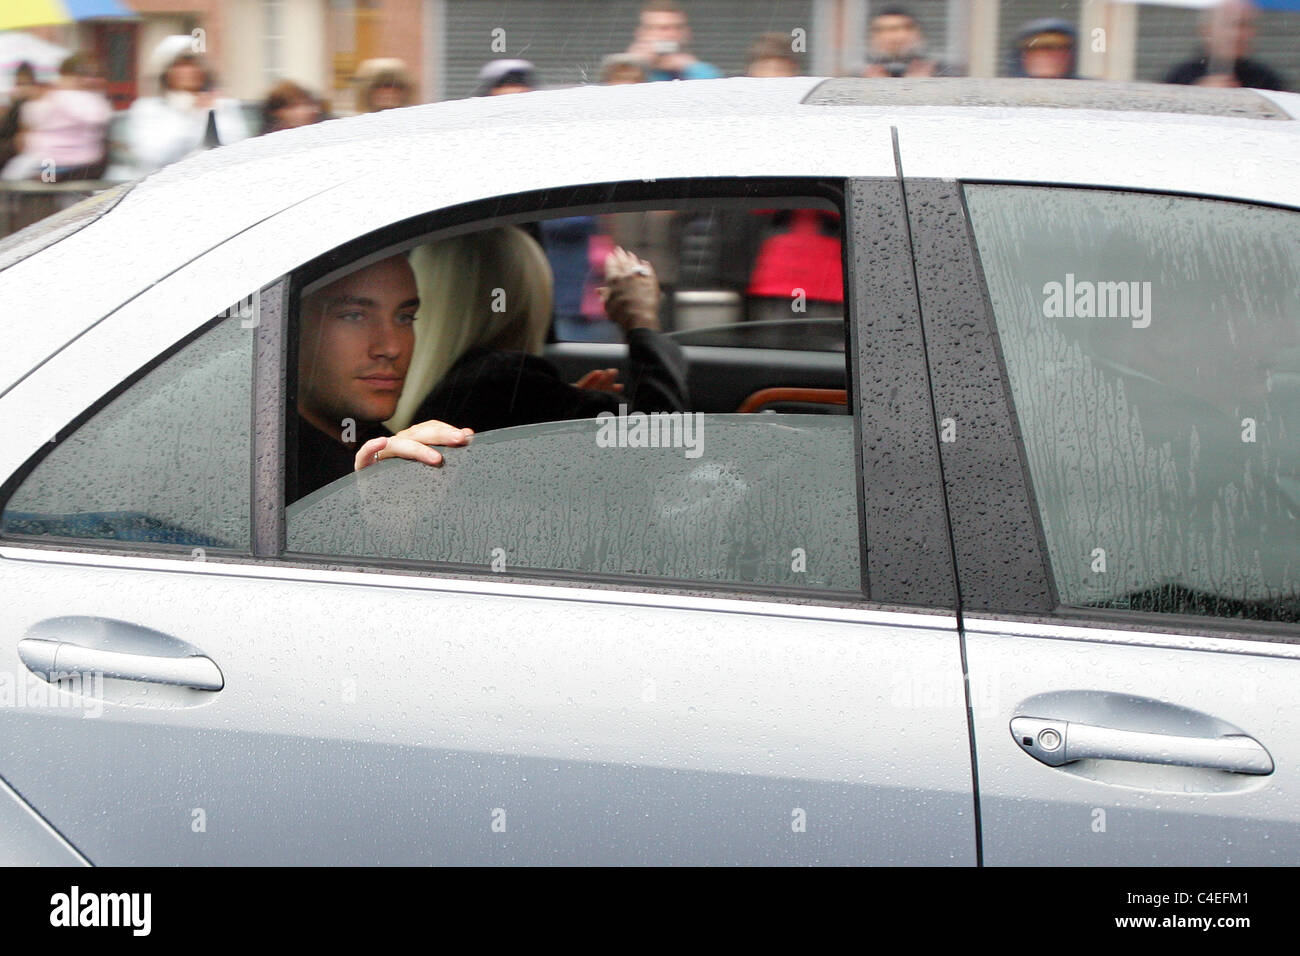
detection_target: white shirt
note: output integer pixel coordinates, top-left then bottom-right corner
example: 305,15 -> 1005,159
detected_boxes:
127,91 -> 250,176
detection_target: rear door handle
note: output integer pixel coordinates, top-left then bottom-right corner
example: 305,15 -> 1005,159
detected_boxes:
1011,716 -> 1273,775
18,638 -> 224,691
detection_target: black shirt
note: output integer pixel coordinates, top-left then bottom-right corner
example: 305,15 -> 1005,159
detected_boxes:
412,327 -> 689,434
1164,54 -> 1289,91
289,415 -> 389,503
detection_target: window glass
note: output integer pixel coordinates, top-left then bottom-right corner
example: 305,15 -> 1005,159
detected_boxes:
966,186 -> 1300,622
285,196 -> 860,593
2,310 -> 254,550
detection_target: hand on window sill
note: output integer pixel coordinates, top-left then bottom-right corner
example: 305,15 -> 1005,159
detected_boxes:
354,419 -> 474,472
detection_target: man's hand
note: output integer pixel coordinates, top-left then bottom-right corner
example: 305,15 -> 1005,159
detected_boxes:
574,368 -> 623,393
354,419 -> 473,471
598,246 -> 660,333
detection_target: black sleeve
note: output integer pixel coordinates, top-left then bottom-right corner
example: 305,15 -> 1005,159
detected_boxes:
414,332 -> 689,434
1163,59 -> 1204,85
623,327 -> 689,414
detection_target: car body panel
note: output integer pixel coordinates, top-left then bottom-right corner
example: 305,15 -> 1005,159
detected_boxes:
0,772 -> 89,866
0,547 -> 972,865
965,619 -> 1300,865
903,178 -> 1300,865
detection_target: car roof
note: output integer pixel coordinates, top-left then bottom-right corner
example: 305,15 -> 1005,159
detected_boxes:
806,77 -> 1298,120
3,76 -> 1298,393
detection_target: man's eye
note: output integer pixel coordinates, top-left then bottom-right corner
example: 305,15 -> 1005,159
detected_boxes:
397,312 -> 418,325
337,311 -> 365,322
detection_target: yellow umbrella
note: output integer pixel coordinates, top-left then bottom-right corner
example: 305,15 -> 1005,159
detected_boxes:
2,0 -> 133,32
2,1 -> 72,31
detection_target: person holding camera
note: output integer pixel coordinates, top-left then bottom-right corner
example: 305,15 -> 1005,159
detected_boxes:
626,1 -> 721,82
860,6 -> 960,79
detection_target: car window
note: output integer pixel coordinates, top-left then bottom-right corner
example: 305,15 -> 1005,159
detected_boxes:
1,309 -> 254,550
284,193 -> 861,594
965,185 -> 1300,623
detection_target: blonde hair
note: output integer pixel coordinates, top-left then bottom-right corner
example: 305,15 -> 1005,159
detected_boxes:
387,225 -> 554,432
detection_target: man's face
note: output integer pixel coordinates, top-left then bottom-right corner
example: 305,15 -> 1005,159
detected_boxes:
639,11 -> 689,48
278,97 -> 321,129
1022,33 -> 1074,78
166,59 -> 205,93
298,255 -> 418,435
870,14 -> 922,59
368,83 -> 407,111
1204,0 -> 1257,60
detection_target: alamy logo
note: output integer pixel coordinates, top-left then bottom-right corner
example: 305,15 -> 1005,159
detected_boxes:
1042,273 -> 1152,328
50,886 -> 151,936
595,404 -> 704,459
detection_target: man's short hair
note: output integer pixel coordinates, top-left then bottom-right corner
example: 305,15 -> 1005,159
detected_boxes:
872,5 -> 918,25
748,33 -> 802,69
642,0 -> 686,15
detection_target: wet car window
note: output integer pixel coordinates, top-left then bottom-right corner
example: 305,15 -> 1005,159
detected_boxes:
966,185 -> 1300,622
288,415 -> 860,591
1,310 -> 254,551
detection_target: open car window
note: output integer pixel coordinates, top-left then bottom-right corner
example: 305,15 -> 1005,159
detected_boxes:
283,188 -> 861,596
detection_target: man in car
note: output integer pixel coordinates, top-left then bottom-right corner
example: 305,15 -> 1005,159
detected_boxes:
291,254 -> 472,502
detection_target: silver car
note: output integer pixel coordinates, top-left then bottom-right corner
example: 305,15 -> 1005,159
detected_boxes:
0,77 -> 1297,865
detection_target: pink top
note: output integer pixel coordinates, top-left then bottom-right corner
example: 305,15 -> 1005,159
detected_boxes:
21,89 -> 112,168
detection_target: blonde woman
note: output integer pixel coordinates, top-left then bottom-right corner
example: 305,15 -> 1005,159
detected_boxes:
358,227 -> 687,468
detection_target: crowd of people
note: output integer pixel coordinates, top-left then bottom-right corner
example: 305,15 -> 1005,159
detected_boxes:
0,0 -> 1290,186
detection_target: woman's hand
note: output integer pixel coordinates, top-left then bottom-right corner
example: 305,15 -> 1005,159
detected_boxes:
354,419 -> 474,471
573,367 -> 623,394
598,246 -> 660,333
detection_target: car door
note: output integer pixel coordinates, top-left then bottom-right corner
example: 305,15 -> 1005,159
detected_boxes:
906,178 -> 1300,865
0,174 -> 974,865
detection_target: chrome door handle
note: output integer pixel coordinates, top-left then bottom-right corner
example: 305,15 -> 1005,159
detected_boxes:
18,638 -> 224,691
1011,716 -> 1273,775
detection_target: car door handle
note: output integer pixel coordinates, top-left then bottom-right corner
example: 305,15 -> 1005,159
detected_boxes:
18,638 -> 224,691
1011,716 -> 1274,775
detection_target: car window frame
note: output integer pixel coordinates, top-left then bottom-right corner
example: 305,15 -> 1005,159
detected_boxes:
0,175 -> 958,619
914,175 -> 1300,644
263,175 -> 956,613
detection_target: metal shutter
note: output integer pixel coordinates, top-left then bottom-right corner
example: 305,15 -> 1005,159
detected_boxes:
440,0 -> 816,101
